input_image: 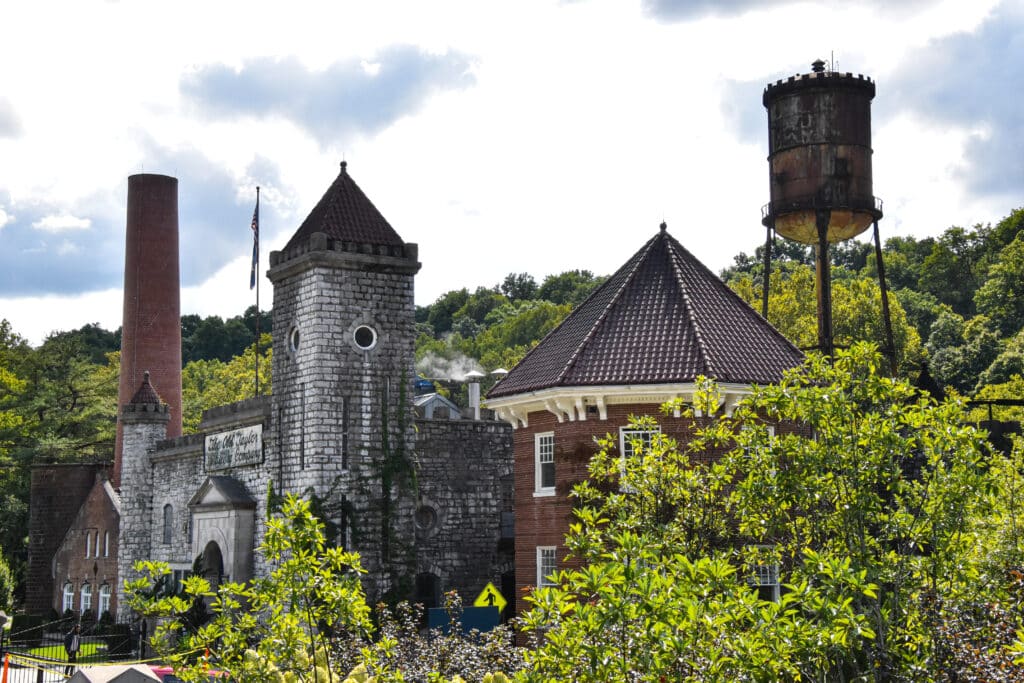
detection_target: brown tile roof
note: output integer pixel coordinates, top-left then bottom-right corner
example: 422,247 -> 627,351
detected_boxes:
129,371 -> 164,405
487,224 -> 803,398
283,161 -> 405,251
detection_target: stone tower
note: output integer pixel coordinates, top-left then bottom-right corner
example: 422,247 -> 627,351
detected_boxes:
266,162 -> 421,598
115,372 -> 170,614
114,174 -> 183,487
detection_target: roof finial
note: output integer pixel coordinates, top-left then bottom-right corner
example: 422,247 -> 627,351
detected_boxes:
143,370 -> 151,383
659,221 -> 667,233
340,160 -> 348,173
811,58 -> 826,73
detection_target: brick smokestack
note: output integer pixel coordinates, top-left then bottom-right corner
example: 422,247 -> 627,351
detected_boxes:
113,174 -> 183,487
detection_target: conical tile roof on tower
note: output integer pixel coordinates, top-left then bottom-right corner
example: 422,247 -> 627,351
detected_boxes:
488,222 -> 803,400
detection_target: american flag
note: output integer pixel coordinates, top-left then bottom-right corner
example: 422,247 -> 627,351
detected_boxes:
249,193 -> 259,290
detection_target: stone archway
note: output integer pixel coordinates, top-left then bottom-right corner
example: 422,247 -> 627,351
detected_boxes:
200,541 -> 224,591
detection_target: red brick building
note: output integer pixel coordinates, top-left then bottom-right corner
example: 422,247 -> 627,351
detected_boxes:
486,223 -> 804,615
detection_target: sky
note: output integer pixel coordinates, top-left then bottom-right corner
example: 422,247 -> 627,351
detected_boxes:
1,0 -> 1021,346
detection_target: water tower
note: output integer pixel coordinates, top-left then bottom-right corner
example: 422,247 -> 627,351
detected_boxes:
760,59 -> 895,371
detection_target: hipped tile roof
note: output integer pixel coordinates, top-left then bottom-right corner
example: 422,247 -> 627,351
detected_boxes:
128,371 -> 163,405
283,161 -> 405,251
487,224 -> 803,398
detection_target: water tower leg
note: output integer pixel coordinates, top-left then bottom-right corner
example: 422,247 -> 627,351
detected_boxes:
872,220 -> 898,376
814,209 -> 834,358
761,224 -> 774,319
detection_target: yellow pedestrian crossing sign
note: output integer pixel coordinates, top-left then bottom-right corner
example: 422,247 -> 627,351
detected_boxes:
474,582 -> 507,612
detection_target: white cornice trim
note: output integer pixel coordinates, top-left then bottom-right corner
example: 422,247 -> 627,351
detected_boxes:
486,382 -> 753,429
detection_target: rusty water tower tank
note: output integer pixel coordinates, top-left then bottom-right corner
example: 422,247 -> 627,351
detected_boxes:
762,59 -> 882,243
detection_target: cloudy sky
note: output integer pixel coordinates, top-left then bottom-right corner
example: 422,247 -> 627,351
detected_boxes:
1,0 -> 1020,346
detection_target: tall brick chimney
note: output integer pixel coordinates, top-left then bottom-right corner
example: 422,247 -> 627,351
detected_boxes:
113,174 -> 182,487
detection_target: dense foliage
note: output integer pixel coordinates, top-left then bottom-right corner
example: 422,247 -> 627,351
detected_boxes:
723,208 -> 1024,404
128,495 -> 522,683
520,344 -> 1024,681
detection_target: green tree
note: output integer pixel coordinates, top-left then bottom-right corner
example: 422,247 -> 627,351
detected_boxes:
975,235 -> 1024,337
465,300 -> 571,365
536,270 -> 607,307
919,226 -> 990,318
499,272 -> 538,302
181,333 -> 271,432
521,345 -> 1003,681
927,313 -> 1002,394
425,289 -> 470,337
128,495 -> 522,682
0,546 -> 14,610
730,264 -> 922,373
128,494 -> 373,682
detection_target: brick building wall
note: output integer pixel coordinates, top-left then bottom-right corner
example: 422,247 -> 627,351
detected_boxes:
511,403 -> 787,615
26,464 -> 110,615
51,479 -> 119,618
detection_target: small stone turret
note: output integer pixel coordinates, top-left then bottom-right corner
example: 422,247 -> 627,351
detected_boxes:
116,371 -> 169,614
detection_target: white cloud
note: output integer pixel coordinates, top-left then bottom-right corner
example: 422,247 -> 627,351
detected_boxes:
56,240 -> 81,256
0,0 -> 1017,337
0,206 -> 12,229
31,213 -> 91,232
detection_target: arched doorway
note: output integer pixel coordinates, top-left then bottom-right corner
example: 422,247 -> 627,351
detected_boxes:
200,541 -> 224,591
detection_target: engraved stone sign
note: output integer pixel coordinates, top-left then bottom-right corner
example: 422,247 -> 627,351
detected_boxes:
205,424 -> 263,471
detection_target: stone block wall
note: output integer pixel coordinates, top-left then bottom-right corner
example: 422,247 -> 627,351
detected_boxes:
269,244 -> 419,599
414,417 -> 513,603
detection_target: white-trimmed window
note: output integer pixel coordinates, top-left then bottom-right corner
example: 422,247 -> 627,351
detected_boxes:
104,531 -> 109,557
748,547 -> 781,602
85,531 -> 91,558
534,432 -> 555,495
537,546 -> 558,588
94,531 -> 101,558
80,582 -> 92,613
619,426 -> 661,460
62,582 -> 74,612
98,584 -> 111,616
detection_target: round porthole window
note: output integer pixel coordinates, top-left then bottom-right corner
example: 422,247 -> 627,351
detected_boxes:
288,326 -> 301,353
353,325 -> 377,350
415,505 -> 438,533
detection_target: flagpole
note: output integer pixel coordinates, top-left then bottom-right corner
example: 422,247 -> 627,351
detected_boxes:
253,187 -> 260,398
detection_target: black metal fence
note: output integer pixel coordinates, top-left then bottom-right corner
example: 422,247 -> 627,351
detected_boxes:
1,615 -> 144,682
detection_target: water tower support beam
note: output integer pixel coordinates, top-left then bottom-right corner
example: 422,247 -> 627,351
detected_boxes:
761,223 -> 774,319
815,209 -> 834,358
872,220 -> 898,376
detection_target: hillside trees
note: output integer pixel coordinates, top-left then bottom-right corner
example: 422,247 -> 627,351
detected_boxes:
521,344 -> 1020,681
181,333 -> 272,432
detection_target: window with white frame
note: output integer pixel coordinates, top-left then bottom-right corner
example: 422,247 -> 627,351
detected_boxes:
62,583 -> 74,612
748,547 -> 781,602
98,584 -> 111,616
619,426 -> 661,460
94,531 -> 101,558
534,432 -> 555,495
85,531 -> 90,558
104,531 -> 109,557
80,582 -> 92,613
536,546 -> 557,588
